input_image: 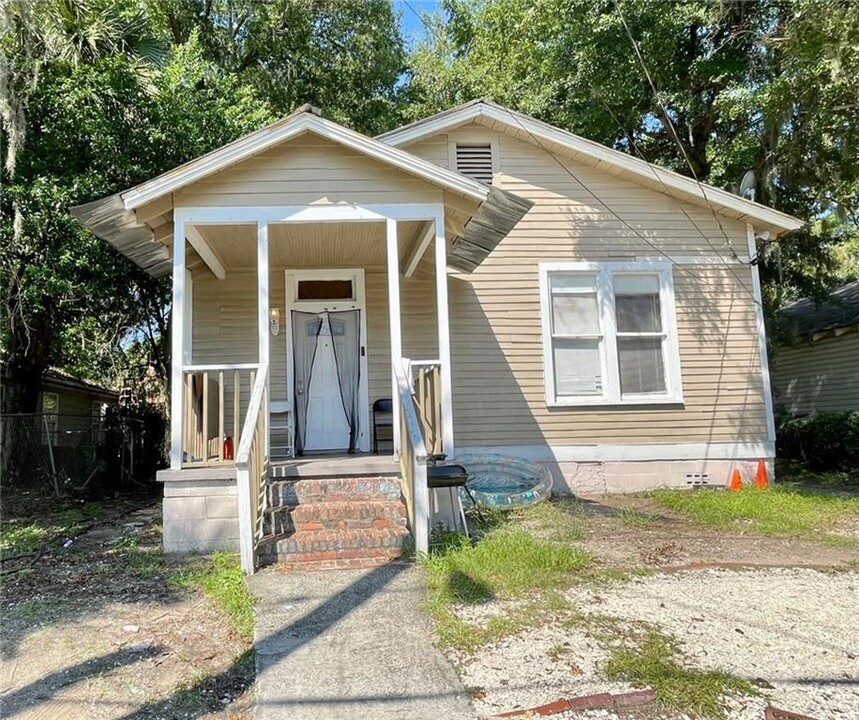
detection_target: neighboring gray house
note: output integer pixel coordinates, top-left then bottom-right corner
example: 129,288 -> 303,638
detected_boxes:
771,280 -> 859,415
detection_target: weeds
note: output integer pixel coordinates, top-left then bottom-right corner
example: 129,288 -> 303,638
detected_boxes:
170,552 -> 255,642
651,485 -> 858,540
421,502 -> 592,653
604,627 -> 756,718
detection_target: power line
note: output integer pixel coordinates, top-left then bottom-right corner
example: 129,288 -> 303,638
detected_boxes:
610,0 -> 760,296
400,0 -> 761,308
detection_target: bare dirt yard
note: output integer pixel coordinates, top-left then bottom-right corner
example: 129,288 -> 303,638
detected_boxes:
1,497 -> 254,720
425,484 -> 859,720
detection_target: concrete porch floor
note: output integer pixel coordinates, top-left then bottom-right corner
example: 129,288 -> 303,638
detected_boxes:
270,453 -> 400,479
250,563 -> 475,719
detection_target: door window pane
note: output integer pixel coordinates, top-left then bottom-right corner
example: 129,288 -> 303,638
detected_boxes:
553,339 -> 602,396
552,293 -> 599,335
618,337 -> 666,395
297,279 -> 354,301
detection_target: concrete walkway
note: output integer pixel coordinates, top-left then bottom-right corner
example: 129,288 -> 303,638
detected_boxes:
249,563 -> 476,719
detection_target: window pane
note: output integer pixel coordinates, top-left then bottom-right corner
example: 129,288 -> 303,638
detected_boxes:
550,273 -> 596,293
613,274 -> 659,294
297,279 -> 353,300
553,339 -> 602,396
552,294 -> 599,335
618,337 -> 666,395
615,293 -> 662,332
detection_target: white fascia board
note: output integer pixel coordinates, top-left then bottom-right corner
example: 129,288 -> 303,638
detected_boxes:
381,102 -> 804,235
121,114 -> 488,212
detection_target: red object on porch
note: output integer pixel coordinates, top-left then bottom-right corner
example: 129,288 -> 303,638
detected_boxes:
729,468 -> 743,492
223,436 -> 234,460
755,459 -> 769,488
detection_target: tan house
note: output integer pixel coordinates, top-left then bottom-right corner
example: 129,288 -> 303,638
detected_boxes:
73,101 -> 802,572
771,280 -> 859,415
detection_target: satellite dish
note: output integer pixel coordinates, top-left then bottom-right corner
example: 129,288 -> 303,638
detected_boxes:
739,170 -> 756,202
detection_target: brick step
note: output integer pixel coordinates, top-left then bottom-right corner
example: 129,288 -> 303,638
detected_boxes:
267,476 -> 402,506
289,500 -> 407,531
275,526 -> 409,558
276,548 -> 405,572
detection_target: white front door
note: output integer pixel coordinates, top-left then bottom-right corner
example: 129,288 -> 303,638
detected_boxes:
303,315 -> 351,452
286,268 -> 370,454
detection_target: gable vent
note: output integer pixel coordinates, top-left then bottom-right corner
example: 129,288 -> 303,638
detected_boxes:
455,143 -> 494,185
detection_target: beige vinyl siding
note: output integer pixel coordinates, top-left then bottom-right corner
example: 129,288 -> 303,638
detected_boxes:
771,332 -> 859,415
190,263 -> 438,437
409,126 -> 767,447
173,133 -> 444,208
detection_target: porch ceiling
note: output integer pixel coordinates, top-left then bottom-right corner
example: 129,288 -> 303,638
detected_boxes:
197,221 -> 427,270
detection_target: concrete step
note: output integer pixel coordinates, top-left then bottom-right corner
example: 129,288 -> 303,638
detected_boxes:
289,500 -> 407,532
267,476 -> 403,506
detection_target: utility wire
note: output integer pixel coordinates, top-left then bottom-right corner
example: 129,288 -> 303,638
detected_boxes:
401,0 -> 761,308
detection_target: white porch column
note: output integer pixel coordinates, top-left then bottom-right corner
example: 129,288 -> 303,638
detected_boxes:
386,218 -> 402,453
434,213 -> 455,456
258,221 -> 270,454
169,220 -> 186,469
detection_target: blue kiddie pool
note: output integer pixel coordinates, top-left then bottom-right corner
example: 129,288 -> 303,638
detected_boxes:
454,453 -> 553,509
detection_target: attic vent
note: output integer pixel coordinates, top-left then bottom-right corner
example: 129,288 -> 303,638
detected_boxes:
455,143 -> 494,185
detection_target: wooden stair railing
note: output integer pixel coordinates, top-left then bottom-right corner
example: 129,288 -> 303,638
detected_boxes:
236,362 -> 269,574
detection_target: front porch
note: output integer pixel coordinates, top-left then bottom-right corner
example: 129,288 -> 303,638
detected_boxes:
167,206 -> 456,572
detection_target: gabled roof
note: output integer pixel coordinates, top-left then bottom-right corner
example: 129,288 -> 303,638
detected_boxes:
778,280 -> 859,339
72,104 -> 532,277
378,100 -> 804,237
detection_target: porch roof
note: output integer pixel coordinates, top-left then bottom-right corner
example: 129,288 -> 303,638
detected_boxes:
70,105 -> 532,278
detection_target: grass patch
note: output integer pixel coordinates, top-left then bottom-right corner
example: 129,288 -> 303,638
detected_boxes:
616,507 -> 656,527
604,628 -> 756,719
422,504 -> 592,652
170,552 -> 254,642
0,501 -> 105,560
650,485 -> 858,539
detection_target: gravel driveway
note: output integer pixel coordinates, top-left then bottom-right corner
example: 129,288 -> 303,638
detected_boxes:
455,568 -> 859,719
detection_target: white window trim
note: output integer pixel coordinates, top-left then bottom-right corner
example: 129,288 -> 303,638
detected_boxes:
539,261 -> 684,407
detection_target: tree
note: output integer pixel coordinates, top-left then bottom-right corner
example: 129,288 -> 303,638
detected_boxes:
407,0 -> 859,308
147,0 -> 408,133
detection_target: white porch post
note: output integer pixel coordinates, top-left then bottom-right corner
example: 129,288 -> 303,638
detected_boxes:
386,218 -> 403,453
258,221 -> 270,454
169,220 -> 186,469
434,213 -> 455,456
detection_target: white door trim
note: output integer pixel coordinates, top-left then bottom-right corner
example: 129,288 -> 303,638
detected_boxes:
285,268 -> 370,454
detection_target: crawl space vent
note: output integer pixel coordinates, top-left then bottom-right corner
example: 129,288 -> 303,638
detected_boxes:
685,472 -> 710,487
455,143 -> 494,185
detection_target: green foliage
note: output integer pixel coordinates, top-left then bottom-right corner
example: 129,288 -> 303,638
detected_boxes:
777,412 -> 859,474
170,552 -> 255,641
0,500 -> 105,560
409,0 -> 859,308
604,628 -> 757,718
650,486 -> 859,538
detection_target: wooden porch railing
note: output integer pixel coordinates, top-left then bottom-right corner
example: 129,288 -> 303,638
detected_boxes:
181,364 -> 259,466
394,358 -> 430,555
409,360 -> 443,457
236,362 -> 269,574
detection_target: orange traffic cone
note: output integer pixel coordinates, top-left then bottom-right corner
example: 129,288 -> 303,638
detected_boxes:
754,459 -> 769,489
729,468 -> 743,492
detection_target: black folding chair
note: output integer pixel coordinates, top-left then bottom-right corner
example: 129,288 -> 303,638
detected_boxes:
372,398 -> 393,454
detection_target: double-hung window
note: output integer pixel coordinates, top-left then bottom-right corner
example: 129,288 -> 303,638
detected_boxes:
539,261 -> 683,406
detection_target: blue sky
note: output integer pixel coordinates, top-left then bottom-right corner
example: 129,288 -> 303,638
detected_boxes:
394,0 -> 441,48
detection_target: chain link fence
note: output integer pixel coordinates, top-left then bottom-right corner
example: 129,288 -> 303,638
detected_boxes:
0,409 -> 166,501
